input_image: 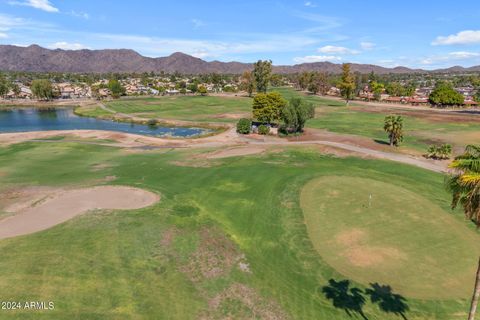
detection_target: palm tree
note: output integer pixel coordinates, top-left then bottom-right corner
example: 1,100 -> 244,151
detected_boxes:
445,144 -> 480,320
383,115 -> 404,146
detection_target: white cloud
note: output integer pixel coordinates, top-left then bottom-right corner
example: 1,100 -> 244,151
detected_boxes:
191,19 -> 205,29
89,32 -> 320,59
0,32 -> 8,38
293,55 -> 342,63
8,0 -> 59,13
69,10 -> 89,19
432,30 -> 480,45
360,41 -> 375,50
48,42 -> 90,50
190,50 -> 211,59
0,14 -> 28,31
421,51 -> 480,65
304,1 -> 317,7
449,51 -> 480,59
318,45 -> 359,54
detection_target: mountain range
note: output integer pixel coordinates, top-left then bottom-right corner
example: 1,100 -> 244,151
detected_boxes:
1,44 -> 480,74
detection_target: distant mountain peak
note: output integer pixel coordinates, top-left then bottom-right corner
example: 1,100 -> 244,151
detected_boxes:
169,51 -> 192,58
0,44 -> 477,74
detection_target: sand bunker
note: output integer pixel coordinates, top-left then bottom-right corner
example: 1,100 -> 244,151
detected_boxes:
0,186 -> 159,240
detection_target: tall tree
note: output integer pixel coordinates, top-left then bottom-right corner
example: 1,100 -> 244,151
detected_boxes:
252,92 -> 286,124
11,83 -> 20,98
31,79 -> 53,100
298,72 -> 312,91
307,72 -> 329,95
383,115 -> 404,146
338,63 -> 356,105
0,78 -> 9,98
429,81 -> 464,106
280,97 -> 315,133
197,85 -> 208,96
107,79 -> 125,99
269,74 -> 284,87
445,145 -> 480,320
370,81 -> 385,101
240,71 -> 255,97
253,60 -> 272,93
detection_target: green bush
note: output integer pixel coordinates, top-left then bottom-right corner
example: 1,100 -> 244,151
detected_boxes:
236,118 -> 251,134
258,124 -> 270,135
426,144 -> 452,159
147,119 -> 158,126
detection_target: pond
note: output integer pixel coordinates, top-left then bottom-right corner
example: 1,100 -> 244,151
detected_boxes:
0,107 -> 211,137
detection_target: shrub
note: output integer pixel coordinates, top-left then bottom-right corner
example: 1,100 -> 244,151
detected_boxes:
236,118 -> 251,134
147,119 -> 158,126
258,124 -> 270,135
425,144 -> 452,159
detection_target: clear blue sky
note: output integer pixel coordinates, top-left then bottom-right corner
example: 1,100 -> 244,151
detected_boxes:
1,0 -> 480,69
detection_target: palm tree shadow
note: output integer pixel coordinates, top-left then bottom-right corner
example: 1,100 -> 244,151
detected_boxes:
365,283 -> 409,320
321,279 -> 368,320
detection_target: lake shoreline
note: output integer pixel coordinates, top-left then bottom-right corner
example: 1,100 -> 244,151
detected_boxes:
0,107 -> 218,139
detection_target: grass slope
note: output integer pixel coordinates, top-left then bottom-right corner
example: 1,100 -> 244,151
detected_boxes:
105,96 -> 252,123
0,142 -> 475,319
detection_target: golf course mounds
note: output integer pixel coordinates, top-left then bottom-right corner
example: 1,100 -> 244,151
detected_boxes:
300,175 -> 480,300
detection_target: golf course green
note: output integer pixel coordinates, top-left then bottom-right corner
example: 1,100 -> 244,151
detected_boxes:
301,176 -> 479,299
0,140 -> 476,319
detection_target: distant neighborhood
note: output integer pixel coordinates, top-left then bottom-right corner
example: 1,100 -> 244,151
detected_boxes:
0,68 -> 479,107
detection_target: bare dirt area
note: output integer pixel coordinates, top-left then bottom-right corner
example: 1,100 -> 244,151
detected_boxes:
0,185 -> 159,240
335,228 -> 407,268
287,128 -> 417,154
179,227 -> 242,282
0,126 -> 240,149
211,112 -> 251,120
204,146 -> 266,159
201,283 -> 290,320
156,227 -> 286,318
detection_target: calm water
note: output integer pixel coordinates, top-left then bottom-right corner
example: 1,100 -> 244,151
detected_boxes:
0,107 -> 210,137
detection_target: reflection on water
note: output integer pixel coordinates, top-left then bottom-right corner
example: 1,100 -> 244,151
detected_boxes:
0,107 -> 210,137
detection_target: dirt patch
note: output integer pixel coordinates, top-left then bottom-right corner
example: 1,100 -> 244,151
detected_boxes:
201,283 -> 290,320
344,246 -> 407,267
90,163 -> 115,172
211,112 -> 251,120
179,227 -> 242,282
160,227 -> 179,247
335,228 -> 366,246
156,226 -> 286,318
170,160 -> 217,168
0,185 -> 159,240
335,228 -> 407,267
205,146 -> 266,159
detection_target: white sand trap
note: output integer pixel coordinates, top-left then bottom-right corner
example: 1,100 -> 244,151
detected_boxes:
0,186 -> 159,240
